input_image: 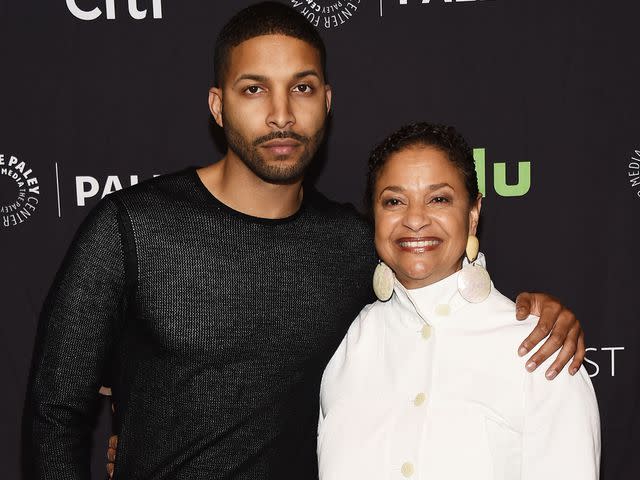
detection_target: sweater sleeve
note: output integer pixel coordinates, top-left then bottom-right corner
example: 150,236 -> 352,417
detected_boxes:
521,360 -> 601,480
24,197 -> 129,479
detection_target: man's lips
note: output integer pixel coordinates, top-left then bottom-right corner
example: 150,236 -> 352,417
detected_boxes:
396,237 -> 442,253
260,139 -> 302,156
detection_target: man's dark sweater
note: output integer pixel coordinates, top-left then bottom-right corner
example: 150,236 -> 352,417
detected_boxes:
25,168 -> 376,479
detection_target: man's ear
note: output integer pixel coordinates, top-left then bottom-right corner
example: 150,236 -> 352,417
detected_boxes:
324,84 -> 332,114
208,87 -> 223,127
468,194 -> 483,236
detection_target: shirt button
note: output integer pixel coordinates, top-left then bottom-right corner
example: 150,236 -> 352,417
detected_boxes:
435,303 -> 450,316
414,392 -> 426,406
401,462 -> 414,477
421,324 -> 432,340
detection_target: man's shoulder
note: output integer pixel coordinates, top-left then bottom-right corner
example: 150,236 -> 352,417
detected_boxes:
305,188 -> 372,233
112,168 -> 193,201
106,168 -> 197,217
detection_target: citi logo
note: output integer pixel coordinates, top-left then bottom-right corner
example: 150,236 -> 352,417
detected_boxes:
66,0 -> 163,21
473,148 -> 531,197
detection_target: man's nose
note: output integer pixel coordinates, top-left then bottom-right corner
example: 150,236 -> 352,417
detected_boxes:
266,90 -> 295,130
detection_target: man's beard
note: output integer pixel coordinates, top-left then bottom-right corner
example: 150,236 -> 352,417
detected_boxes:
223,113 -> 326,184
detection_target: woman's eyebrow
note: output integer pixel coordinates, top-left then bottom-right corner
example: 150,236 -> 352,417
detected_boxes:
428,182 -> 454,191
378,185 -> 404,198
380,183 -> 453,194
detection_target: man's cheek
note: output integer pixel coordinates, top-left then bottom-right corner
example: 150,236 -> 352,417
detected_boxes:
298,105 -> 325,125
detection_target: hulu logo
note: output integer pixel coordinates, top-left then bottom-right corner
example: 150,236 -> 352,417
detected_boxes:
473,148 -> 531,197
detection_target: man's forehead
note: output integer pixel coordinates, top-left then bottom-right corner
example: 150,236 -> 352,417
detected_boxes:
227,34 -> 324,80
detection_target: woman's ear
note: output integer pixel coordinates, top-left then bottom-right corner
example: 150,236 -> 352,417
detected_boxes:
468,194 -> 483,236
208,87 -> 223,127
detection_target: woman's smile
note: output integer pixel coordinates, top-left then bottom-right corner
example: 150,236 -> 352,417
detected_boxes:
396,237 -> 442,253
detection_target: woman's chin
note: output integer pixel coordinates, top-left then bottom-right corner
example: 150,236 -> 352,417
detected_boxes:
397,265 -> 456,289
397,270 -> 435,289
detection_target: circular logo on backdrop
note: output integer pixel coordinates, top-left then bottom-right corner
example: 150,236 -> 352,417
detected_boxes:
0,154 -> 40,228
290,0 -> 362,29
628,148 -> 640,199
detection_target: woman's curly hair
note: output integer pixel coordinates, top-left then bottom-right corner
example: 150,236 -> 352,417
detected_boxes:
365,122 -> 479,214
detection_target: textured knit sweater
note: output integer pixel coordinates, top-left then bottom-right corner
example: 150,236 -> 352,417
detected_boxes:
25,167 -> 376,479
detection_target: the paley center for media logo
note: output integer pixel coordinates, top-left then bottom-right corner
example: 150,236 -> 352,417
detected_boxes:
291,0 -> 362,29
0,154 -> 40,228
628,148 -> 640,199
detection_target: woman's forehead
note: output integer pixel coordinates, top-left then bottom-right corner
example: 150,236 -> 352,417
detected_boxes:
379,147 -> 462,185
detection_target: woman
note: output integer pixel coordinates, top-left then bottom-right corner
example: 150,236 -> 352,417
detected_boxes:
317,123 -> 600,479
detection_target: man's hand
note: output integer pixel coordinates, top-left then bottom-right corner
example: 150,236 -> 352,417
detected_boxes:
107,434 -> 117,479
515,292 -> 585,380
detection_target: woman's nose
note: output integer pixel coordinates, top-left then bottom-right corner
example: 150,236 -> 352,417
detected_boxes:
402,204 -> 431,232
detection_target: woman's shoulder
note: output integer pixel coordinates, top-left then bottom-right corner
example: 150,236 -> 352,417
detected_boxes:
332,301 -> 386,357
343,297 -> 400,335
320,302 -> 387,404
485,287 -> 521,316
462,287 -> 539,332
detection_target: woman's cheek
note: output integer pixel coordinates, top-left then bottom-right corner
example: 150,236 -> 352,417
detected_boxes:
374,235 -> 394,268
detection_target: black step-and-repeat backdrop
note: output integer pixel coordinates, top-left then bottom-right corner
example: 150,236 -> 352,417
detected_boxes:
2,1 -> 639,478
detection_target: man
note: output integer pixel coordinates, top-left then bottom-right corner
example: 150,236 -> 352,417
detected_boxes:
25,3 -> 585,479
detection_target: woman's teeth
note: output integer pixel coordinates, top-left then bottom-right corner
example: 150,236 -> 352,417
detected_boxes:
399,240 -> 440,248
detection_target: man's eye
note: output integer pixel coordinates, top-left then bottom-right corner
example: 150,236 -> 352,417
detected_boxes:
294,84 -> 313,93
245,86 -> 263,94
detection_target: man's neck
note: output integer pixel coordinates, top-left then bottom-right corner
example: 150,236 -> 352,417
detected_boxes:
197,154 -> 304,219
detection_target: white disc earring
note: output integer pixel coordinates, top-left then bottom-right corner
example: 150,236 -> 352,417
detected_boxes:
373,261 -> 395,301
457,235 -> 491,303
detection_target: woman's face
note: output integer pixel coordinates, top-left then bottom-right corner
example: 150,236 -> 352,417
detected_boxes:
373,146 -> 481,289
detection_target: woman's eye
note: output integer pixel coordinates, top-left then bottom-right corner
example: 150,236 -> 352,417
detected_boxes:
245,86 -> 263,95
383,198 -> 401,207
294,84 -> 313,93
431,196 -> 450,204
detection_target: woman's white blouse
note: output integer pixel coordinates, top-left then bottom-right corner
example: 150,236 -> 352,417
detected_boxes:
318,267 -> 600,480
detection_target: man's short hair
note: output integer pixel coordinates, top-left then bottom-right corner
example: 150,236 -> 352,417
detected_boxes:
213,1 -> 327,87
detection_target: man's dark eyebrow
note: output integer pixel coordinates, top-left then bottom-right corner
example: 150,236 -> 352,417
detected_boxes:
233,74 -> 268,86
233,70 -> 321,87
294,70 -> 321,80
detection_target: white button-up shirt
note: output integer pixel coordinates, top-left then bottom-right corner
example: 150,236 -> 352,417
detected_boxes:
318,260 -> 600,480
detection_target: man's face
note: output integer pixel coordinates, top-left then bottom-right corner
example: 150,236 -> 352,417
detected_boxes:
210,34 -> 331,184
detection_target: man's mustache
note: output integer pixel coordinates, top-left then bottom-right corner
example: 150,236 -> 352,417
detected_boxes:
253,131 -> 309,147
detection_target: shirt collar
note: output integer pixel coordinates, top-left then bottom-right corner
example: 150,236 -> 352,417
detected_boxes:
390,253 -> 488,326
